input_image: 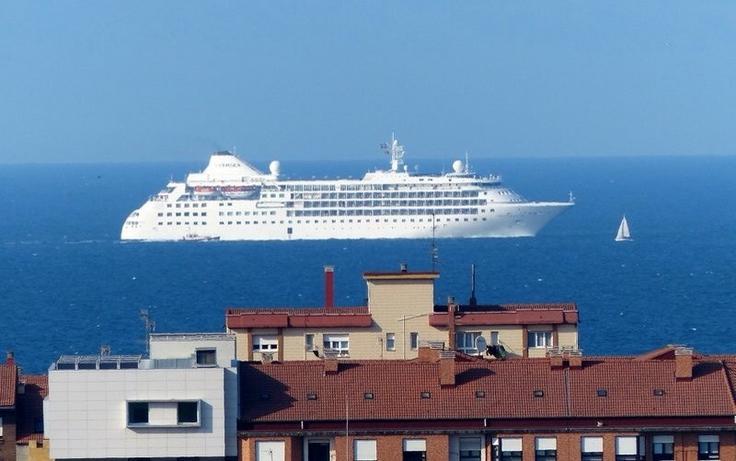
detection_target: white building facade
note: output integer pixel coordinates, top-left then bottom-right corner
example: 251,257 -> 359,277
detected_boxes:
44,333 -> 238,460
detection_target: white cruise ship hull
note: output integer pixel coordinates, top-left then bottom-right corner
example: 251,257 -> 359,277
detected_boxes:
121,201 -> 572,242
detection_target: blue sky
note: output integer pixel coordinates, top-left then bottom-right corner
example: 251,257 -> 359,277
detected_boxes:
1,1 -> 735,163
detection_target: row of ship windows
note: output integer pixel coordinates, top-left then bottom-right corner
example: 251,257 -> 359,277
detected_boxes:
301,199 -> 487,208
155,217 -> 490,227
166,203 -> 207,208
280,182 -> 498,192
288,208 -> 488,217
220,211 -> 277,216
289,190 -> 485,199
157,212 -> 207,217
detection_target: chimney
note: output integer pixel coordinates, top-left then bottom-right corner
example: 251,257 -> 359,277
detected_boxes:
548,351 -> 564,369
568,352 -> 583,369
324,356 -> 339,375
418,343 -> 442,362
439,351 -> 456,386
400,262 -> 408,273
675,347 -> 693,380
6,351 -> 14,366
324,265 -> 334,309
447,297 -> 457,351
469,264 -> 477,306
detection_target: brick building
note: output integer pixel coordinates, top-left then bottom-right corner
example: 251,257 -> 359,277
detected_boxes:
0,355 -> 18,461
237,345 -> 734,461
226,267 -> 579,362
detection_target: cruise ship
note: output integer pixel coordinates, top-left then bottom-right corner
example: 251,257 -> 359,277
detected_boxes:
121,136 -> 573,241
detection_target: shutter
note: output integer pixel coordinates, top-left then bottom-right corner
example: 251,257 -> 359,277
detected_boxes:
535,438 -> 557,451
460,437 -> 482,451
403,439 -> 427,452
502,438 -> 523,452
616,437 -> 638,455
581,437 -> 603,453
698,435 -> 719,443
355,440 -> 377,460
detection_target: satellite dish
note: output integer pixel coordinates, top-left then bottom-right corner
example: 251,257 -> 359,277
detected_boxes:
475,336 -> 487,355
269,160 -> 281,176
452,160 -> 464,173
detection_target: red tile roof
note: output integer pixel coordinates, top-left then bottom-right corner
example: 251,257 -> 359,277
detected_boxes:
0,363 -> 17,408
226,307 -> 372,329
239,354 -> 735,424
429,303 -> 578,326
16,375 -> 47,444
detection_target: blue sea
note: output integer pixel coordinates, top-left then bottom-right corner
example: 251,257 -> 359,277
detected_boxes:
2,156 -> 736,373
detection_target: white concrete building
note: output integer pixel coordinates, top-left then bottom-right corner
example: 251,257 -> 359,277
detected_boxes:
44,333 -> 237,460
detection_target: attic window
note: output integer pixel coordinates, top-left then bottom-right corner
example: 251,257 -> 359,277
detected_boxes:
306,393 -> 318,401
533,390 -> 544,398
596,389 -> 608,397
364,392 -> 375,400
653,388 -> 666,397
420,391 -> 431,399
475,390 -> 486,399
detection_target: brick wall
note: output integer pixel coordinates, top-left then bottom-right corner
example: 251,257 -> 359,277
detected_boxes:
0,410 -> 16,461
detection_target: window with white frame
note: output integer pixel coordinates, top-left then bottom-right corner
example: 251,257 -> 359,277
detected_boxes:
581,436 -> 603,461
535,437 -> 557,461
402,439 -> 426,461
305,334 -> 315,351
616,436 -> 644,461
698,435 -> 719,460
456,331 -> 482,354
323,334 -> 350,356
652,435 -> 674,461
459,437 -> 482,461
410,332 -> 419,350
253,335 -> 278,352
500,438 -> 523,461
386,333 -> 396,351
528,331 -> 553,348
355,439 -> 377,461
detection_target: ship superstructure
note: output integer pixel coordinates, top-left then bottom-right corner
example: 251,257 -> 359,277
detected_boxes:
121,136 -> 573,241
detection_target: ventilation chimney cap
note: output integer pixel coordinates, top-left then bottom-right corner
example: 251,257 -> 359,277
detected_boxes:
400,263 -> 408,273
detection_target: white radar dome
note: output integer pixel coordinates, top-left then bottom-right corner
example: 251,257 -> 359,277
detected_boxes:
269,160 -> 281,176
452,160 -> 464,173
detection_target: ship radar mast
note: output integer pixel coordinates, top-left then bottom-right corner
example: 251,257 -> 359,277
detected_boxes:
381,133 -> 406,172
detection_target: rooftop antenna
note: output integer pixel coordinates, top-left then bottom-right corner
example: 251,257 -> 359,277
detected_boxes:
139,308 -> 156,357
431,212 -> 439,272
469,264 -> 477,306
381,133 -> 405,172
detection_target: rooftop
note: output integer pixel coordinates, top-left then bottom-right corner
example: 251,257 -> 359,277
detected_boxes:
16,375 -> 47,444
149,332 -> 235,342
226,306 -> 371,329
0,363 -> 17,407
239,347 -> 736,425
430,302 -> 579,326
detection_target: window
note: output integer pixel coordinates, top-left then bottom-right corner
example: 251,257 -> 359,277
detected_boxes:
459,437 -> 482,461
305,334 -> 315,351
490,331 -> 499,346
581,436 -> 603,461
403,439 -> 427,461
386,333 -> 396,351
0,416 -> 3,437
652,435 -> 674,461
535,437 -> 557,461
127,402 -> 149,424
410,332 -> 419,350
195,349 -> 216,366
456,331 -> 482,354
500,438 -> 523,461
355,440 -> 377,461
616,436 -> 644,461
698,435 -> 719,460
528,331 -> 553,348
323,334 -> 350,356
253,335 -> 278,352
177,401 -> 199,424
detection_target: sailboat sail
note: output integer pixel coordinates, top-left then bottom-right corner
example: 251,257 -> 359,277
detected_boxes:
615,216 -> 632,241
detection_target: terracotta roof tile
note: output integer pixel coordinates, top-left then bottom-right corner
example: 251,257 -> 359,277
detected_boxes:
226,306 -> 372,329
240,355 -> 736,423
0,363 -> 17,407
16,375 -> 48,444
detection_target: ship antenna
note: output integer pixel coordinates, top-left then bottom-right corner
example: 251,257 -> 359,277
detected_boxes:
465,151 -> 470,174
382,133 -> 405,172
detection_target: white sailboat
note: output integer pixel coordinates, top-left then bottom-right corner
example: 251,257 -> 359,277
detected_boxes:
615,215 -> 632,242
